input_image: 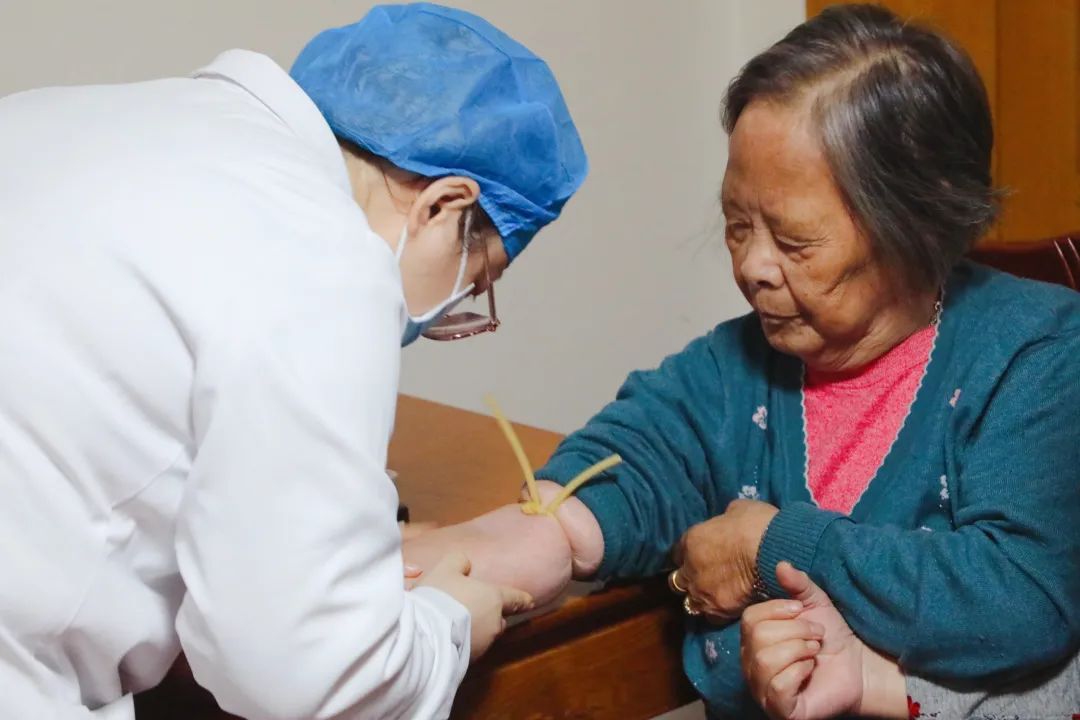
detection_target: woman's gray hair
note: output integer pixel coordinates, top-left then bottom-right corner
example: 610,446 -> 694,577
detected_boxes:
722,3 -> 999,292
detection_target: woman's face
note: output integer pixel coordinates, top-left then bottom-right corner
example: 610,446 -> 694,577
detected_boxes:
722,99 -> 921,371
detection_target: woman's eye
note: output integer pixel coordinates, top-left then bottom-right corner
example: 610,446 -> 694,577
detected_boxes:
775,237 -> 799,251
774,235 -> 808,253
726,222 -> 751,241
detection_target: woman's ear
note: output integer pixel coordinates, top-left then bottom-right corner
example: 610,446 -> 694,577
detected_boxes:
407,176 -> 481,237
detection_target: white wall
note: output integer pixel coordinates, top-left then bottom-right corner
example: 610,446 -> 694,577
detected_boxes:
0,0 -> 802,435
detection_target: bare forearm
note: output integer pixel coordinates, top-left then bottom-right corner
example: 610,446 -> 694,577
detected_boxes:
857,647 -> 908,719
534,480 -> 605,578
402,503 -> 576,606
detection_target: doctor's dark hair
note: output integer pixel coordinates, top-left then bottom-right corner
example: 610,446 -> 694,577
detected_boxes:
459,204 -> 496,253
722,4 -> 999,293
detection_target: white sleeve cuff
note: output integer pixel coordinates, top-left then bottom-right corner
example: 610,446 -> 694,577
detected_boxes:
408,586 -> 471,716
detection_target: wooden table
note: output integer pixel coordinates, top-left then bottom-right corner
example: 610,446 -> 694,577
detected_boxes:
135,396 -> 694,719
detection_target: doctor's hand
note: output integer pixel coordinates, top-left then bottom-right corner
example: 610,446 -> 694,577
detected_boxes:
741,562 -> 907,720
399,521 -> 438,585
416,552 -> 534,660
403,503 -> 575,607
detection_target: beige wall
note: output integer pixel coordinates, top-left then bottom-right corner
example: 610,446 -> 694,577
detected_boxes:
0,0 -> 802,434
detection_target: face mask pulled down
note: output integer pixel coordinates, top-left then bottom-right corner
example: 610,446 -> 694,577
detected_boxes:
397,224 -> 474,347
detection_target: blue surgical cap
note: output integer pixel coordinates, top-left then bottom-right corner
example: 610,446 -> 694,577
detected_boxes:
291,3 -> 588,261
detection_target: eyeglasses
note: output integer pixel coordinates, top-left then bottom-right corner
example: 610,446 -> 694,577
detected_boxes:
421,234 -> 500,341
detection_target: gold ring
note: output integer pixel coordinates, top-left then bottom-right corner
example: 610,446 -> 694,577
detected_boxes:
683,595 -> 702,616
668,569 -> 688,595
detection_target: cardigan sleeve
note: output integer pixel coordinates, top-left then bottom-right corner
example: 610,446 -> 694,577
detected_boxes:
756,330 -> 1080,680
536,333 -> 732,580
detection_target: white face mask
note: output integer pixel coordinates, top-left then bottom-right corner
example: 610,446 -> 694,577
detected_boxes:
397,223 -> 474,347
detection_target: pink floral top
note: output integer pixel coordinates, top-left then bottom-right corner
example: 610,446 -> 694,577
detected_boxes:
804,324 -> 937,514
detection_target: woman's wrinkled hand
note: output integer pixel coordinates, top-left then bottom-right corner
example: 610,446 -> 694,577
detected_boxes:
674,498 -> 778,621
402,503 -> 574,607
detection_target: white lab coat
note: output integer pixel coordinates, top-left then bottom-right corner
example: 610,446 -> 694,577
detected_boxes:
0,50 -> 469,720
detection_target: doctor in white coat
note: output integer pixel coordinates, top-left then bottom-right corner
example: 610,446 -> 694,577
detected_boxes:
0,3 -> 588,718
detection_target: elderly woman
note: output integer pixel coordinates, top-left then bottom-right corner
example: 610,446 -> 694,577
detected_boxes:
404,4 -> 1080,718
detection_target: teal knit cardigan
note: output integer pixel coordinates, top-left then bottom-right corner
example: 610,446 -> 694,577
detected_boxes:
537,262 -> 1080,717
